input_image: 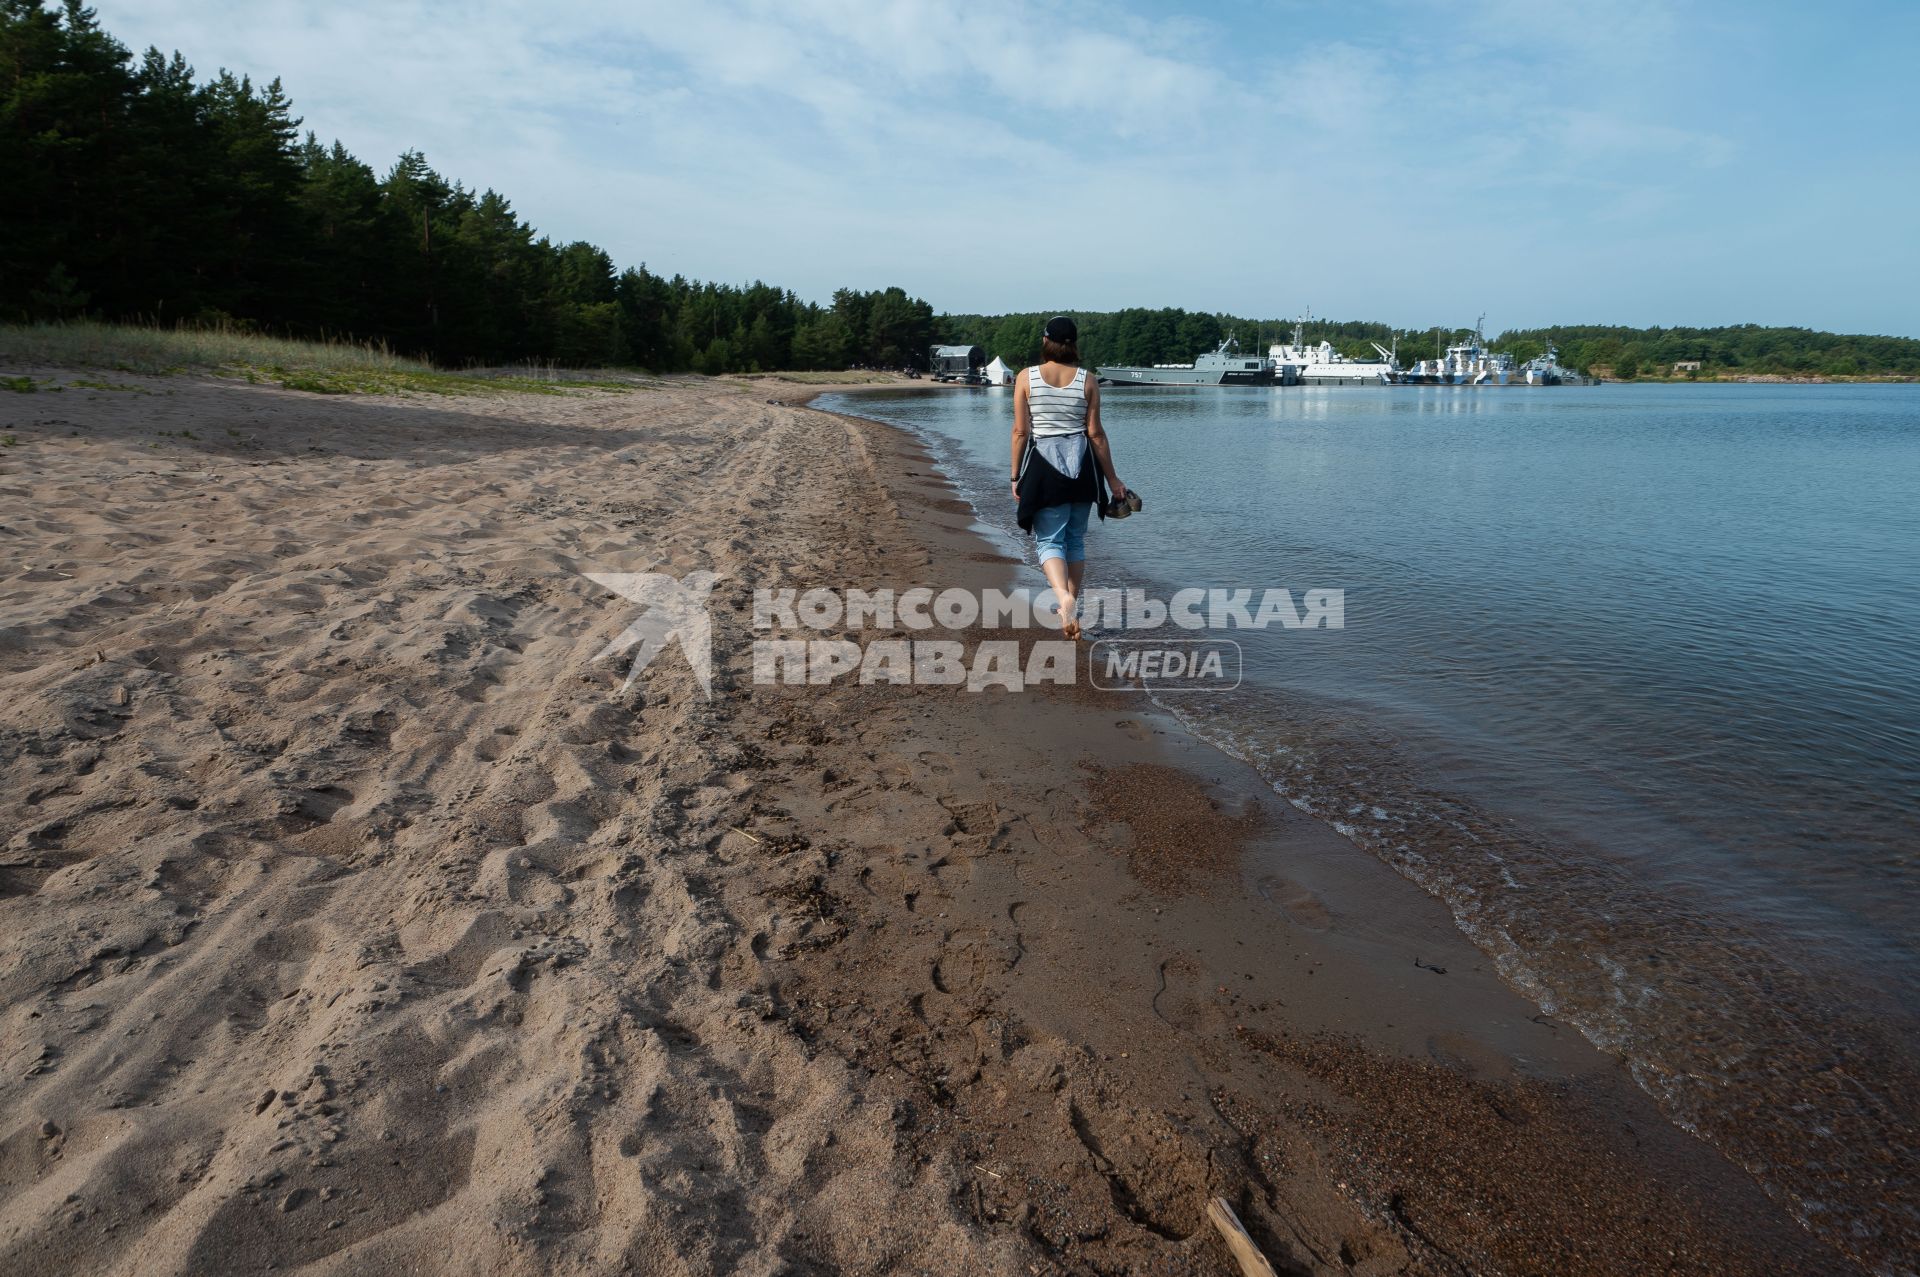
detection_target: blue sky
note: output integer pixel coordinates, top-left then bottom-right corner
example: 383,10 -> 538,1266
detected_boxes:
95,0 -> 1920,336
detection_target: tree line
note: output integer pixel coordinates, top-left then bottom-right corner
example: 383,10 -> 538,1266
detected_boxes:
1494,324 -> 1920,379
937,311 -> 1920,378
7,4 -> 1912,379
935,310 -> 1479,371
0,0 -> 933,371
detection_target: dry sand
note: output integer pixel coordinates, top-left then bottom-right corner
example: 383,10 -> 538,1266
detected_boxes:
0,370 -> 1839,1274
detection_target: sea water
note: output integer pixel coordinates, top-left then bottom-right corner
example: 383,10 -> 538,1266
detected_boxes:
819,381 -> 1920,1268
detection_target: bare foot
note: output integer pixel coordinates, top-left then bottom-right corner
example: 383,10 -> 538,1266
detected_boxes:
1058,591 -> 1080,640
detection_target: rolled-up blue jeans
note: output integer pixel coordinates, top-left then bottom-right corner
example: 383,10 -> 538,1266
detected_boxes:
1032,501 -> 1092,565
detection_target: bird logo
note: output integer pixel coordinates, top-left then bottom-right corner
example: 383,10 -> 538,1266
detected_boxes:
584,570 -> 720,696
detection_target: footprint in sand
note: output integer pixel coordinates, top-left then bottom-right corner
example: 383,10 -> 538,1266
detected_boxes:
294,785 -> 354,826
1255,873 -> 1332,932
455,670 -> 502,704
869,752 -> 914,788
1065,1096 -> 1210,1242
936,927 -> 1020,993
1149,953 -> 1231,1036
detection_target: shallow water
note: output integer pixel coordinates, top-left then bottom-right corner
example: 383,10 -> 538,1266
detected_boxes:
820,381 -> 1920,1271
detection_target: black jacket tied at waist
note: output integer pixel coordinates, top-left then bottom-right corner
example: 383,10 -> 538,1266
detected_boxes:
1015,439 -> 1109,534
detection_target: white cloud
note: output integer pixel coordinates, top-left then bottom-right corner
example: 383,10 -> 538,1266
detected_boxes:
85,0 -> 1920,333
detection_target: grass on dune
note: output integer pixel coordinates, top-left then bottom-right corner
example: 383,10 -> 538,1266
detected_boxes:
246,367 -> 642,397
0,319 -> 432,376
0,321 -> 652,397
731,370 -> 907,385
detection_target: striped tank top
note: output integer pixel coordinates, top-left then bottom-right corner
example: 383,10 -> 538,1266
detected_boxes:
1026,364 -> 1088,437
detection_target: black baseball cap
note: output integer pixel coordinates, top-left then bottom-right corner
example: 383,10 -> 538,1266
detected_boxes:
1043,315 -> 1077,342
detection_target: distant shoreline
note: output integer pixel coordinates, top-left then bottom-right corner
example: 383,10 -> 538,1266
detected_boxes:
1598,373 -> 1920,384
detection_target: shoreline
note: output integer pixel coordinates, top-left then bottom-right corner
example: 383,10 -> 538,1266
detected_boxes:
1595,374 -> 1919,384
0,370 -> 1842,1273
785,385 -> 1843,1270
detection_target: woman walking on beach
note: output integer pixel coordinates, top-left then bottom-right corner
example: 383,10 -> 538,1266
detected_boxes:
1011,316 -> 1129,638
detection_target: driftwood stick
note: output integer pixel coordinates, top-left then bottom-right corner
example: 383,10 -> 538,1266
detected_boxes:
1207,1197 -> 1279,1277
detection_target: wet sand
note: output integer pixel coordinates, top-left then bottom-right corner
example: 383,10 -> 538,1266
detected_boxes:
0,369 -> 1839,1273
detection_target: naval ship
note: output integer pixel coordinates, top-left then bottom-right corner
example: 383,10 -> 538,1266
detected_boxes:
1398,317 -> 1519,385
1522,342 -> 1568,385
1097,335 -> 1278,386
1269,317 -> 1398,384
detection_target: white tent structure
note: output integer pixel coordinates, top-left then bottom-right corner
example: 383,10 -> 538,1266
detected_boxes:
982,355 -> 1016,386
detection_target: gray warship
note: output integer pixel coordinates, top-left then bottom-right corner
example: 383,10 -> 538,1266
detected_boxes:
1097,335 -> 1279,386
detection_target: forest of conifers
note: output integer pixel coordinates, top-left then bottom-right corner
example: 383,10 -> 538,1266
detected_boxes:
6,1 -> 1918,378
0,1 -> 934,372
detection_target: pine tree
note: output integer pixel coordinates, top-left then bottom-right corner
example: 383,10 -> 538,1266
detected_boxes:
0,1 -> 944,370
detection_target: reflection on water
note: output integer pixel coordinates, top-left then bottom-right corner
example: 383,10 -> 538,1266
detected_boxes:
820,381 -> 1920,1270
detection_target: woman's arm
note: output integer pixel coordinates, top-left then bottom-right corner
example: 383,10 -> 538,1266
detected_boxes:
1084,376 -> 1127,500
1010,373 -> 1031,500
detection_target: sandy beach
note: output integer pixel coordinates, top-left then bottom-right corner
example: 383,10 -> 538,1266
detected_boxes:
0,371 -> 1839,1274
